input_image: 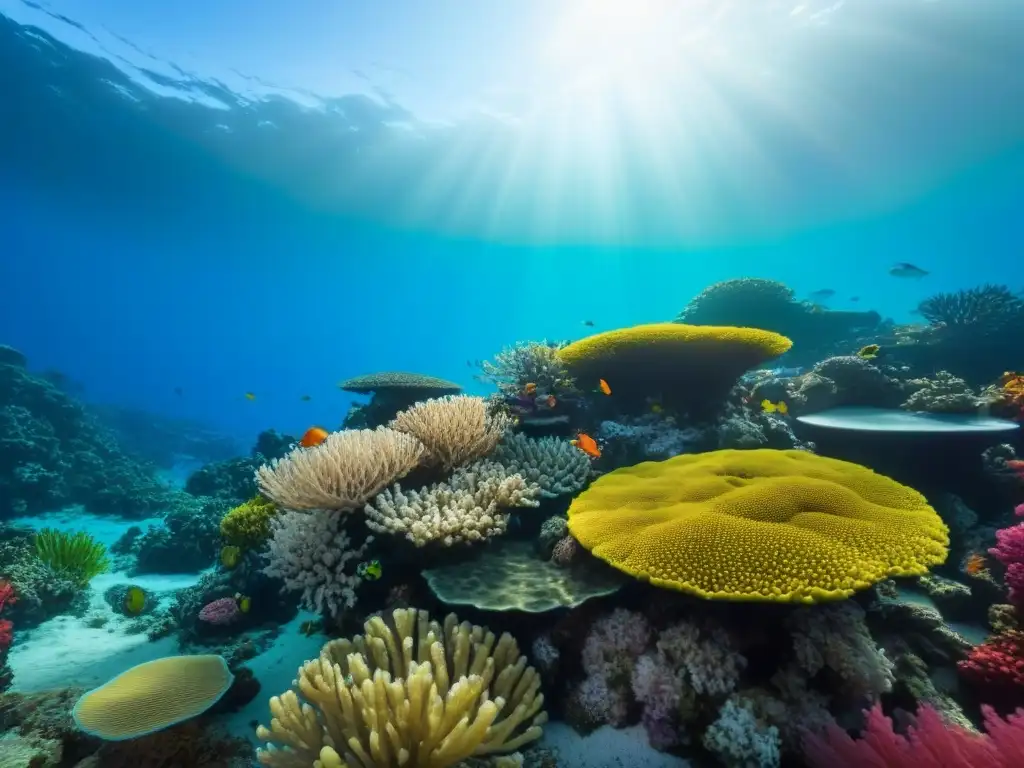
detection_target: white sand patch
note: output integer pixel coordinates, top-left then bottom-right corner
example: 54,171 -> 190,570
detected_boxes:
8,511 -> 209,692
543,723 -> 692,767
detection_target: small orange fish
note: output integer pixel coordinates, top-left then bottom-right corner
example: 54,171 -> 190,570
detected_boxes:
964,552 -> 987,577
524,382 -> 538,396
300,426 -> 329,448
571,432 -> 601,459
546,395 -> 557,408
598,379 -> 611,396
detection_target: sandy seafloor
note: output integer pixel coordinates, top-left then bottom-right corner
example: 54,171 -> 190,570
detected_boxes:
6,507 -> 691,766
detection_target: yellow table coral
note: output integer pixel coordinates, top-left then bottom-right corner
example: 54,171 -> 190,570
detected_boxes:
556,323 -> 792,412
567,449 -> 949,604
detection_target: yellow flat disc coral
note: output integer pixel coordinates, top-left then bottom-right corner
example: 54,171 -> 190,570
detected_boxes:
556,323 -> 792,414
72,655 -> 233,740
567,449 -> 949,604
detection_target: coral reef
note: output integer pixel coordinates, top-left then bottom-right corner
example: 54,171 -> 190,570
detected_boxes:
568,449 -> 949,602
491,434 -> 591,498
480,341 -> 577,398
557,322 -> 792,416
257,426 -> 426,511
0,348 -> 179,518
185,429 -> 294,504
219,495 -> 278,550
421,540 -> 624,612
339,371 -> 462,428
131,494 -> 229,574
389,395 -> 512,470
263,507 -> 371,617
366,460 -> 541,546
803,701 -> 1024,767
255,608 -> 546,767
901,370 -> 992,413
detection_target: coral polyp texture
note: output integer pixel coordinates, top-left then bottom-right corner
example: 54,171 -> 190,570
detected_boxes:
256,426 -> 426,511
556,322 -> 792,413
388,394 -> 512,470
365,460 -> 540,546
491,433 -> 591,498
72,654 -> 234,740
219,495 -> 278,549
567,449 -> 949,603
255,608 -> 546,767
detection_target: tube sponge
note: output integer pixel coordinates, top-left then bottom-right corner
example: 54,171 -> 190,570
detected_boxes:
72,655 -> 233,740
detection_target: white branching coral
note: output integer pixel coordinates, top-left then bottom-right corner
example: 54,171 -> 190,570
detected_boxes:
703,697 -> 781,768
491,434 -> 591,498
365,461 -> 540,546
389,395 -> 513,470
263,509 -> 372,617
256,427 -> 426,511
480,341 -> 577,397
785,601 -> 894,700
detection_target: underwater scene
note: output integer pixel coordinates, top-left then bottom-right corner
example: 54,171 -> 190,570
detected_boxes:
1,0 -> 1024,766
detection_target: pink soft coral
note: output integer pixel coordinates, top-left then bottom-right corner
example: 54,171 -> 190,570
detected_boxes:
803,703 -> 1024,767
990,508 -> 1024,608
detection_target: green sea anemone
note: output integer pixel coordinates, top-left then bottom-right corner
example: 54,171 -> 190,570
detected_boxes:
34,528 -> 110,587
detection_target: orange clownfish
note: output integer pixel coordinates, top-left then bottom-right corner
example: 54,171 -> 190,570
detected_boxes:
524,382 -> 538,396
598,379 -> 611,396
300,426 -> 330,448
571,432 -> 601,459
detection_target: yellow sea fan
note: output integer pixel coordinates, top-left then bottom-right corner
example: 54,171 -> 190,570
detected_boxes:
567,449 -> 949,604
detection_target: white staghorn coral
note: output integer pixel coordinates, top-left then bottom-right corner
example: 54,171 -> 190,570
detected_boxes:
365,460 -> 540,546
255,427 -> 426,511
263,508 -> 371,617
389,395 -> 513,470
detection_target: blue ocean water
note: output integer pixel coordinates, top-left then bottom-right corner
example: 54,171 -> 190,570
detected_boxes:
1,0 -> 1021,444
2,1 -> 1024,766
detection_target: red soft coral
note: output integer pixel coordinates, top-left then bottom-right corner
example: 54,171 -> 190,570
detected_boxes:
958,630 -> 1024,709
803,702 -> 1024,767
0,580 -> 15,653
0,580 -> 15,613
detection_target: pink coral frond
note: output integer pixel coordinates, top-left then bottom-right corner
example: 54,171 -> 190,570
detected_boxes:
802,703 -> 1024,768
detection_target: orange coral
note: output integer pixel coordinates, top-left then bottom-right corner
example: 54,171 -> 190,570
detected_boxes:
964,552 -> 989,577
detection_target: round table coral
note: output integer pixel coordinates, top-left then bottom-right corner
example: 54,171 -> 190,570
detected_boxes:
556,323 -> 792,414
566,449 -> 949,604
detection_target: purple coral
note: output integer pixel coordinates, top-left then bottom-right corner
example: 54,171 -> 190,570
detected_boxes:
990,506 -> 1024,608
632,653 -> 685,749
198,597 -> 241,626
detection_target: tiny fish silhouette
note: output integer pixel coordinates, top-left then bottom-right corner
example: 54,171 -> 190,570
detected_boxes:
300,395 -> 312,402
889,262 -> 928,278
582,320 -> 595,327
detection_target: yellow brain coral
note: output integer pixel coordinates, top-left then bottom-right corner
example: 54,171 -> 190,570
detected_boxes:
556,323 -> 792,412
567,449 -> 949,604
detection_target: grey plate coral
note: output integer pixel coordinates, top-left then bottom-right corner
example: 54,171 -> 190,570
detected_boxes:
422,540 -> 626,613
796,406 -> 1020,433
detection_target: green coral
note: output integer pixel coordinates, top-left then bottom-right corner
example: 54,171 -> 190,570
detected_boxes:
219,496 -> 278,549
33,529 -> 109,588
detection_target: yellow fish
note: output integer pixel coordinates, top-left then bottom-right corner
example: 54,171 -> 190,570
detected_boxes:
123,586 -> 146,616
357,559 -> 382,580
235,593 -> 251,613
220,545 -> 241,569
244,392 -> 256,401
761,399 -> 789,415
856,344 -> 880,360
299,619 -> 321,637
